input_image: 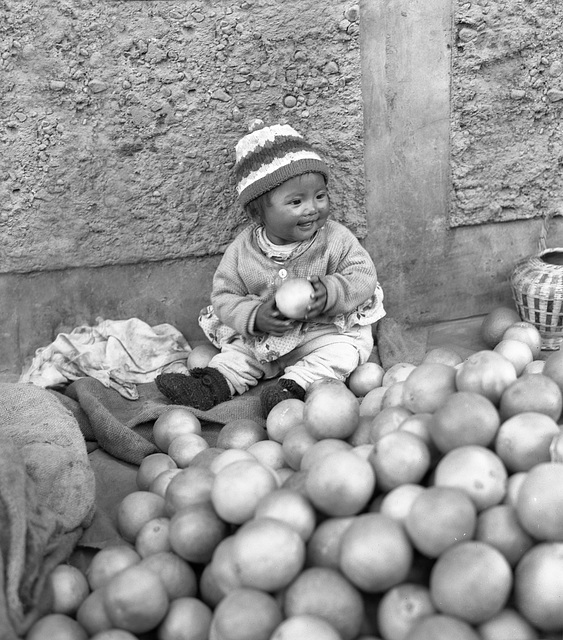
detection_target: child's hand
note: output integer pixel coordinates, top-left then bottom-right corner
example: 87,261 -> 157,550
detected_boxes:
304,276 -> 328,320
255,298 -> 293,336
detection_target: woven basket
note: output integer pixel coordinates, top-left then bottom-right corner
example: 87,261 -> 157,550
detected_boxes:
510,214 -> 563,350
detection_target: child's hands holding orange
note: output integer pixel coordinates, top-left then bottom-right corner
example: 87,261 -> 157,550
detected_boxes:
255,298 -> 292,336
303,276 -> 327,320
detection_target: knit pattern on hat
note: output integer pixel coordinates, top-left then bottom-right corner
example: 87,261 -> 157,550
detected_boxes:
235,124 -> 329,207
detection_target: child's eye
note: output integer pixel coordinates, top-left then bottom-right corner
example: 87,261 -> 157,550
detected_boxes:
290,199 -> 302,206
316,192 -> 328,201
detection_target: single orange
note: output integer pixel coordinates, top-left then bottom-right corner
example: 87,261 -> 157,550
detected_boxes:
405,485 -> 477,558
401,362 -> 457,414
368,431 -> 431,492
25,613 -> 89,640
266,398 -> 305,443
347,362 -> 385,397
376,582 -> 435,640
210,587 -> 283,640
305,450 -> 376,516
102,564 -> 169,634
429,540 -> 513,624
134,516 -> 172,557
428,391 -> 500,453
282,566 -> 364,640
475,504 -> 534,567
231,517 -> 306,592
168,502 -> 229,564
494,411 -> 560,472
156,596 -> 212,640
498,374 -> 563,422
338,513 -> 413,593
513,542 -> 563,633
476,607 -> 539,640
433,445 -> 508,511
404,613 -> 481,640
45,563 -> 90,616
303,380 -> 360,440
493,339 -> 533,376
246,439 -> 286,470
515,462 -> 563,541
480,306 -> 522,349
270,615 -> 343,640
455,350 -> 517,404
187,343 -> 220,369
216,418 -> 268,450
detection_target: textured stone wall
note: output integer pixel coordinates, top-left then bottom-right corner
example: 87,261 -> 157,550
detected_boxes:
0,0 -> 364,274
451,0 -> 563,227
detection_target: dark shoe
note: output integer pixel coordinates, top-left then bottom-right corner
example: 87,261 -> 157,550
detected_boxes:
155,367 -> 231,410
260,378 -> 305,417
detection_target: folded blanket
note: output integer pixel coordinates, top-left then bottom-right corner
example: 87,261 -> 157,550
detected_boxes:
19,317 -> 192,400
0,383 -> 96,639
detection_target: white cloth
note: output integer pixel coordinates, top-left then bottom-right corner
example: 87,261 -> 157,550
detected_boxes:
19,318 -> 191,400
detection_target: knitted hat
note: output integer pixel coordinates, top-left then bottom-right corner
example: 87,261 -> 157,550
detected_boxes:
234,123 -> 330,208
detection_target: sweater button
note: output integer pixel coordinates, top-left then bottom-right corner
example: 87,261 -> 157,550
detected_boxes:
279,268 -> 288,279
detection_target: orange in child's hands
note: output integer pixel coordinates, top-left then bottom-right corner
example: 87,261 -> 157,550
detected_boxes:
275,278 -> 315,319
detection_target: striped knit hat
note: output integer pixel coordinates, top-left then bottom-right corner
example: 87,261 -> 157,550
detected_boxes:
234,123 -> 330,208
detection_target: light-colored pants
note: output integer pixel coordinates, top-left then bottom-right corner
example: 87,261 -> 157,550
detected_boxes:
209,325 -> 374,396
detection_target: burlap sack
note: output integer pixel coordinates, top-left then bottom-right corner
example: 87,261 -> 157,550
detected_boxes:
0,383 -> 96,639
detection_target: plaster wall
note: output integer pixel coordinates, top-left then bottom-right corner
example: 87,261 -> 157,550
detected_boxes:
362,0 -> 563,326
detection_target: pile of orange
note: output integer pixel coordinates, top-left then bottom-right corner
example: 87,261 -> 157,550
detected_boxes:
27,308 -> 563,639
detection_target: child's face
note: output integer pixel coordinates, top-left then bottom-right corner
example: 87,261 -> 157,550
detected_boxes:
261,172 -> 330,245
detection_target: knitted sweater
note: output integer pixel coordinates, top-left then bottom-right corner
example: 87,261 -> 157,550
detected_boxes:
199,220 -> 385,361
